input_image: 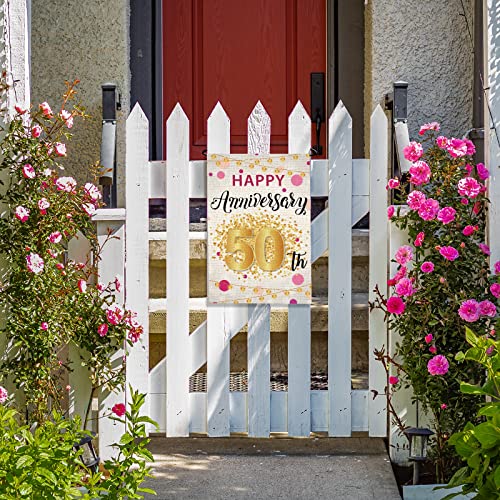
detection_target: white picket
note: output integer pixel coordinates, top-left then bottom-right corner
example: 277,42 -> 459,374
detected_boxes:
368,105 -> 389,437
389,217 -> 416,463
328,101 -> 352,436
95,210 -> 126,460
166,104 -> 190,436
207,102 -> 231,436
287,101 -> 312,437
68,232 -> 92,425
125,104 -> 150,414
247,101 -> 271,437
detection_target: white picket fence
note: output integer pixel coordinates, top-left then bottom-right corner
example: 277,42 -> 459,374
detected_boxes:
70,100 -> 394,459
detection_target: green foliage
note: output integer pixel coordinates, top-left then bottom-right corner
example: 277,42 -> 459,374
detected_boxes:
442,328 -> 500,499
84,387 -> 158,499
0,404 -> 87,499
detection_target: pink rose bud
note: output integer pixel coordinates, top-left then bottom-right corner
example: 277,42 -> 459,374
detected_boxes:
32,124 -> 42,138
389,376 -> 399,385
424,334 -> 433,344
39,101 -> 53,117
429,346 -> 437,354
40,322 -> 48,331
440,404 -> 447,410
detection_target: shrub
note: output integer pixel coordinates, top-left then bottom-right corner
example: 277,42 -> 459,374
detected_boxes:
372,125 -> 497,481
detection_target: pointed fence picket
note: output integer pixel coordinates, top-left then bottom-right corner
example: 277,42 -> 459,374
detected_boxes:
85,98 -> 403,448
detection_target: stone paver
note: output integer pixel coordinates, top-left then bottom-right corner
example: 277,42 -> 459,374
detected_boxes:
142,452 -> 401,500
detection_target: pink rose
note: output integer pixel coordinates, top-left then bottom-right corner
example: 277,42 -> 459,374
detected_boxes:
111,403 -> 126,417
460,198 -> 469,205
55,176 -> 77,192
54,142 -> 66,157
59,110 -> 73,129
447,138 -> 468,158
0,386 -> 8,404
458,177 -> 481,198
106,306 -> 124,326
476,163 -> 489,180
409,161 -> 431,185
429,346 -> 438,354
479,243 -> 490,255
387,296 -> 406,315
420,261 -> 434,273
490,283 -> 500,298
464,139 -> 476,156
22,164 -> 35,179
39,101 -> 53,117
48,231 -> 62,244
403,141 -> 424,162
479,300 -> 497,318
458,299 -> 480,322
441,403 -> 447,410
395,277 -> 416,297
82,203 -> 96,217
407,190 -> 426,210
427,355 -> 449,376
26,252 -> 44,274
84,182 -> 102,202
424,334 -> 433,344
436,136 -> 449,149
389,376 -> 399,385
386,178 -> 400,190
31,124 -> 42,138
98,323 -> 108,337
437,206 -> 456,225
387,205 -> 395,219
414,232 -> 425,247
418,198 -> 440,221
15,206 -> 29,222
38,198 -> 50,214
462,225 -> 475,236
419,122 -> 440,135
439,246 -> 459,261
40,322 -> 48,331
388,266 -> 407,286
395,245 -> 413,266
77,279 -> 87,293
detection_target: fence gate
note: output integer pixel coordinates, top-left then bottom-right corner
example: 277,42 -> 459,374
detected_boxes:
97,99 -> 391,442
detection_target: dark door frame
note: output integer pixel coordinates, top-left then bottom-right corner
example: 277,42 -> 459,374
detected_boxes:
130,0 -> 364,160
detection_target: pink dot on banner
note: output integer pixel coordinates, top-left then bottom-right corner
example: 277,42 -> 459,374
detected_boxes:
292,274 -> 304,286
219,279 -> 230,292
282,188 -> 287,192
217,171 -> 225,179
291,174 -> 303,186
243,274 -> 247,279
239,169 -> 243,173
209,172 -> 213,176
289,299 -> 298,304
216,251 -> 221,256
295,238 -> 300,243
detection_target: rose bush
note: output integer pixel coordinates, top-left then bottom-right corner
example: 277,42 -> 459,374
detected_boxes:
372,123 -> 498,482
0,81 -> 142,423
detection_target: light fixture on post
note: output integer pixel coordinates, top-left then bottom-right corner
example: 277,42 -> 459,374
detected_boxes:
404,427 -> 434,485
74,432 -> 100,474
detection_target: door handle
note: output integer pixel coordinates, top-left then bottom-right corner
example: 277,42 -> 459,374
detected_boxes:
310,72 -> 325,156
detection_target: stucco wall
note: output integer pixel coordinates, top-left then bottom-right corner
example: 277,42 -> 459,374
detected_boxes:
365,0 -> 474,151
30,0 -> 129,207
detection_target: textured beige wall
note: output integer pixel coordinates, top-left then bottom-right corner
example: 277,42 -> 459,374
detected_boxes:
30,0 -> 130,207
365,0 -> 474,152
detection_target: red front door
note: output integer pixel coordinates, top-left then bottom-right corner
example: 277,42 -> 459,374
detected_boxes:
163,0 -> 327,159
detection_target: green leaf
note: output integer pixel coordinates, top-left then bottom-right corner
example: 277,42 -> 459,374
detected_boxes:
119,433 -> 134,445
494,466 -> 500,488
15,455 -> 34,468
460,382 -> 486,395
474,422 -> 500,449
465,327 -> 479,347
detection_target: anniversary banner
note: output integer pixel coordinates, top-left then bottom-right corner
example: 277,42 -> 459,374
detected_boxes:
207,153 -> 311,305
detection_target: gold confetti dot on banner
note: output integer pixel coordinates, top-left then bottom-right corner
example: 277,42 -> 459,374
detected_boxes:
275,169 -> 280,173
234,300 -> 239,304
211,154 -> 216,159
255,160 -> 260,164
284,291 -> 290,296
236,161 -> 242,165
262,167 -> 267,172
287,171 -> 292,176
216,161 -> 221,166
253,287 -> 259,293
259,296 -> 264,301
272,294 -> 277,299
266,289 -> 271,294
280,156 -> 286,162
249,164 -> 254,169
267,158 -> 273,163
297,287 -> 302,292
246,298 -> 252,303
240,286 -> 246,291
305,291 -> 311,297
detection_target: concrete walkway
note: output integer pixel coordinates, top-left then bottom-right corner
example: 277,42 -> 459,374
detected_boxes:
142,437 -> 401,500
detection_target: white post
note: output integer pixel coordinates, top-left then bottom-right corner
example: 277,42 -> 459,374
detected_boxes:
368,105 -> 389,436
247,101 -> 271,437
207,102 -> 231,436
287,101 -> 312,437
166,104 -> 190,436
68,233 -> 92,425
125,104 -> 150,415
328,101 -> 352,436
486,0 -> 500,273
95,209 -> 126,461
